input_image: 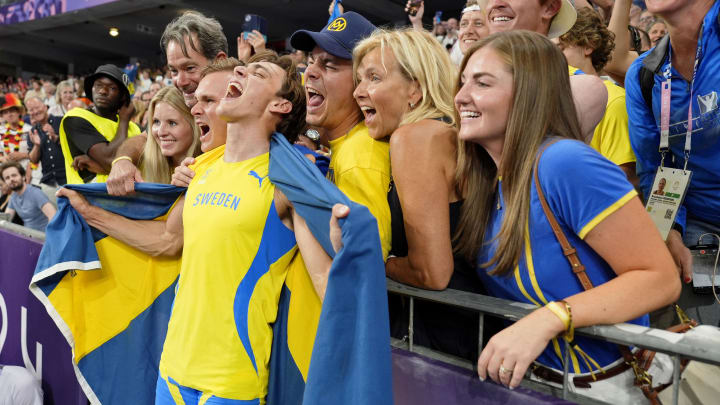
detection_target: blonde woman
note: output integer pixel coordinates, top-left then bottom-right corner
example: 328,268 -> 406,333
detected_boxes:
353,28 -> 491,360
454,31 -> 679,401
48,80 -> 76,117
139,86 -> 201,184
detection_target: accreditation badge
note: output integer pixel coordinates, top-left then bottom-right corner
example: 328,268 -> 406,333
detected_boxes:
645,167 -> 691,240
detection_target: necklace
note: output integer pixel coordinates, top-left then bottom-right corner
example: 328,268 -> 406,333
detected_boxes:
2,121 -> 27,154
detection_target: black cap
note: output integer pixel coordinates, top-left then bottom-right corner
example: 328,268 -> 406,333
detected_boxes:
290,11 -> 377,60
84,64 -> 134,102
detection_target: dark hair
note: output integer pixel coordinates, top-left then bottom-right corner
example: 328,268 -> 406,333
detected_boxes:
160,11 -> 228,62
558,7 -> 615,72
0,161 -> 25,178
250,51 -> 306,143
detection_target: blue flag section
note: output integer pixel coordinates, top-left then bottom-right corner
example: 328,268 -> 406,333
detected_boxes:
268,133 -> 394,405
29,183 -> 185,405
328,0 -> 343,24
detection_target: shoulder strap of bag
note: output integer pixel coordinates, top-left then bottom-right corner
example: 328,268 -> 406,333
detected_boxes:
639,35 -> 671,112
533,140 -> 595,291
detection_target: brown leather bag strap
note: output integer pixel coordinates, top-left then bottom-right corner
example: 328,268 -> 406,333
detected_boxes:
533,140 -> 595,291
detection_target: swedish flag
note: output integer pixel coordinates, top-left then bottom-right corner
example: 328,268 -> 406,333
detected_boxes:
30,183 -> 185,405
268,134 -> 393,405
28,135 -> 393,405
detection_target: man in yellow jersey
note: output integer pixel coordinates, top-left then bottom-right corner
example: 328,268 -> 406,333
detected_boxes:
169,58 -> 239,184
290,12 -> 392,259
59,64 -> 141,184
58,52 -> 337,404
557,7 -> 638,187
106,10 -> 228,195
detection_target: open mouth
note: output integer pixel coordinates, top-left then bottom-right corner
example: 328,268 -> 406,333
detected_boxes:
489,8 -> 515,26
460,110 -> 480,120
226,82 -> 243,98
360,105 -> 377,124
306,87 -> 325,112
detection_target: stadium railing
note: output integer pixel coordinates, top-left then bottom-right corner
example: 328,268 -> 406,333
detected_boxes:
388,279 -> 720,405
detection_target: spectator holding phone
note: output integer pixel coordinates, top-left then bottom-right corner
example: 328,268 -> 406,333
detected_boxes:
237,14 -> 268,62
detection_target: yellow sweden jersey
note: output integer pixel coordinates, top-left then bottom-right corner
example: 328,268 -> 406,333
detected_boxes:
188,144 -> 226,184
327,122 -> 391,259
159,152 -> 298,402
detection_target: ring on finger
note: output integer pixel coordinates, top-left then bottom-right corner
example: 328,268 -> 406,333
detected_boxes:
499,365 -> 512,375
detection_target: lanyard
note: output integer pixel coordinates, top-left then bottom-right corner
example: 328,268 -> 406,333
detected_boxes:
659,23 -> 704,171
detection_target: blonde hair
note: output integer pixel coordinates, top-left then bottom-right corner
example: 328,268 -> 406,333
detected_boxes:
131,99 -> 148,126
56,80 -> 75,107
139,86 -> 201,183
453,30 -> 583,276
353,28 -> 457,128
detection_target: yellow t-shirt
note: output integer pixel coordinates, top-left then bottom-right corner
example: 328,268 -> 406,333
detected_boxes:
187,144 -> 226,188
59,108 -> 142,184
327,122 -> 391,259
590,81 -> 636,166
159,152 -> 298,402
568,66 -> 636,166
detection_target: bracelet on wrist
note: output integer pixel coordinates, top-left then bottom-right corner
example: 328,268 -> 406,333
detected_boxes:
111,156 -> 133,166
546,300 -> 574,341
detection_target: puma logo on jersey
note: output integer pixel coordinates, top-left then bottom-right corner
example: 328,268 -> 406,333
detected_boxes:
248,171 -> 267,188
198,169 -> 212,184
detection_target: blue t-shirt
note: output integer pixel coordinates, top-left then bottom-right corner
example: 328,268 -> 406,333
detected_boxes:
625,1 -> 720,230
9,185 -> 51,231
476,140 -> 647,373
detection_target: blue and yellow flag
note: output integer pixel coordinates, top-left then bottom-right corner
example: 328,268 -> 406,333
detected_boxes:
29,136 -> 392,405
29,183 -> 185,405
268,133 -> 393,405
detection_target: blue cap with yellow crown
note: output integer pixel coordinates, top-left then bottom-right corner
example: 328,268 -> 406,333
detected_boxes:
290,11 -> 376,60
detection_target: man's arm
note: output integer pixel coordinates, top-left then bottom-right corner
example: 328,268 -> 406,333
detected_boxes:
87,102 -> 135,172
4,207 -> 16,222
570,74 -> 608,141
106,134 -> 147,196
275,188 -> 346,302
605,0 -> 640,83
40,202 -> 56,221
56,188 -> 185,257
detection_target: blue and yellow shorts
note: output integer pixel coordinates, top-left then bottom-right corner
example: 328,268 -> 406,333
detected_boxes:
154,373 -> 261,405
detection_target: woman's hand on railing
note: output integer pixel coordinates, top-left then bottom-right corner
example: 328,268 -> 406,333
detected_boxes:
477,306 -> 565,389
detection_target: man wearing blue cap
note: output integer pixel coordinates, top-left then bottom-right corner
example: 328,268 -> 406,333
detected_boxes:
291,11 -> 392,259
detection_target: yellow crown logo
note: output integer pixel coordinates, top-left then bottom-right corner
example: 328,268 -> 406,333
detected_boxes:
327,17 -> 347,32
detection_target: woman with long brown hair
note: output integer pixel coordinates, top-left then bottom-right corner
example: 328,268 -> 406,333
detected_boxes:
454,30 -> 679,401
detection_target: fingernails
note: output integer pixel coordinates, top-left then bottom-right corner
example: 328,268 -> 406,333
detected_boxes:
685,277 -> 692,283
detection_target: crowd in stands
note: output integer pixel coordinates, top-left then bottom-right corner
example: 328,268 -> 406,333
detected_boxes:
2,0 -> 719,403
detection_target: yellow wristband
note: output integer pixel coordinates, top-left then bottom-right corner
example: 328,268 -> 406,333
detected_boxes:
546,301 -> 571,338
111,156 -> 133,166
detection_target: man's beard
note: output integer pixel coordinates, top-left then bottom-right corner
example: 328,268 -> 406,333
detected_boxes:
10,182 -> 23,192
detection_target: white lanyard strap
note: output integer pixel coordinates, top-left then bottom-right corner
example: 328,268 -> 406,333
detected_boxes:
659,24 -> 704,170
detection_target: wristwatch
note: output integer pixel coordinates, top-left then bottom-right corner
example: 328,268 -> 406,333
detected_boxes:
305,129 -> 320,142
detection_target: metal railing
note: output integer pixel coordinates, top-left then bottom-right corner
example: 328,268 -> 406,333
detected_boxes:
387,279 -> 720,405
0,220 -> 46,241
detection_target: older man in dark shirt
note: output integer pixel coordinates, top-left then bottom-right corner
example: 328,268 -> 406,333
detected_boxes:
25,97 -> 66,187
